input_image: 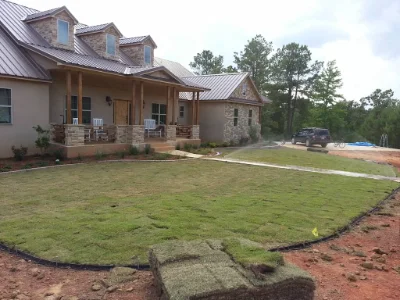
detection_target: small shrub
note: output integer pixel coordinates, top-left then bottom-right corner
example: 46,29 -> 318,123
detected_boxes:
207,142 -> 217,148
229,140 -> 237,147
95,151 -> 105,160
248,126 -> 259,144
53,149 -> 65,161
200,143 -> 208,148
129,145 -> 139,156
23,163 -> 33,169
55,159 -> 61,165
36,161 -> 49,167
116,151 -> 126,159
33,125 -> 50,155
183,143 -> 193,152
192,144 -> 199,150
11,145 -> 28,161
0,165 -> 12,172
153,153 -> 171,160
175,144 -> 181,150
144,144 -> 152,155
77,154 -> 83,161
239,136 -> 249,146
221,142 -> 229,147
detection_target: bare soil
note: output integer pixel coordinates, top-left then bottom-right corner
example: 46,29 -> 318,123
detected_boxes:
330,150 -> 400,170
1,191 -> 399,300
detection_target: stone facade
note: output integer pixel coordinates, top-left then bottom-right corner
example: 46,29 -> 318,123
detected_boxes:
223,103 -> 261,143
115,125 -> 131,144
64,124 -> 85,146
131,125 -> 145,145
165,125 -> 176,141
29,11 -> 75,51
120,40 -> 154,66
231,78 -> 258,101
191,125 -> 200,139
80,26 -> 120,60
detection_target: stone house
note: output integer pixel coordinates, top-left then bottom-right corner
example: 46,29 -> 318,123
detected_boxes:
0,0 -> 266,158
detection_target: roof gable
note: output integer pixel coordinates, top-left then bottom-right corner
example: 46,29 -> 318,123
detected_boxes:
24,6 -> 78,24
136,67 -> 185,85
120,35 -> 157,48
75,22 -> 123,37
229,76 -> 263,103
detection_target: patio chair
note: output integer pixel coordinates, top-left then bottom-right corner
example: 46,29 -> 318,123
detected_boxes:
93,118 -> 108,141
72,118 -> 78,125
144,119 -> 162,138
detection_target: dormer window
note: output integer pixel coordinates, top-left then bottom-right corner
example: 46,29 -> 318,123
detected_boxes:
144,45 -> 152,65
106,34 -> 116,56
57,19 -> 69,45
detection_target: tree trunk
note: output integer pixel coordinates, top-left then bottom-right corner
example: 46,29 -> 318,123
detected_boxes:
286,86 -> 292,138
290,84 -> 299,135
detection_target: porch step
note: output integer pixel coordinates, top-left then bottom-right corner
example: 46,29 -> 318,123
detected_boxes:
151,145 -> 176,153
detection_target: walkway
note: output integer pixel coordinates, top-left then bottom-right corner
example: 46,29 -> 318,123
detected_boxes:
205,157 -> 400,183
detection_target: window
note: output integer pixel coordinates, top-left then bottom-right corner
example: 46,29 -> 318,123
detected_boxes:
106,34 -> 116,56
248,109 -> 253,126
65,96 -> 91,124
179,106 -> 184,118
0,88 -> 11,124
57,19 -> 69,45
144,45 -> 152,65
151,103 -> 166,125
242,82 -> 248,96
233,108 -> 238,126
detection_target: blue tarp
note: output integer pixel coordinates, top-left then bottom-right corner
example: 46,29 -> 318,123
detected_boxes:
347,142 -> 376,147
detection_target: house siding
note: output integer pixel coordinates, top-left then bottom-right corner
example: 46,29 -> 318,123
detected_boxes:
0,78 -> 50,158
198,102 -> 225,143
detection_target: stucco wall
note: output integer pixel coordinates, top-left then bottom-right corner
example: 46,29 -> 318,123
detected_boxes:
0,78 -> 50,158
177,101 -> 190,125
199,102 -> 226,143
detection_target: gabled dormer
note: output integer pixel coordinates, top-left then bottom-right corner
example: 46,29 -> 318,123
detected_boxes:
120,35 -> 157,67
75,23 -> 123,61
24,6 -> 78,51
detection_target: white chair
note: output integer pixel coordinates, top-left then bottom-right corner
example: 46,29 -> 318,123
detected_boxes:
72,118 -> 78,125
144,119 -> 162,137
93,118 -> 107,141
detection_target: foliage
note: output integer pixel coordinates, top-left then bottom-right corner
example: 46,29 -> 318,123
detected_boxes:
129,145 -> 139,156
33,125 -> 50,155
116,151 -> 126,159
53,149 -> 65,161
23,163 -> 33,169
175,144 -> 181,150
0,165 -> 12,172
36,161 -> 49,167
11,145 -> 28,161
77,154 -> 83,161
95,151 -> 105,160
207,142 -> 217,148
248,126 -> 259,143
239,136 -> 249,146
144,144 -> 153,155
153,153 -> 173,160
189,50 -> 225,75
183,143 -> 193,152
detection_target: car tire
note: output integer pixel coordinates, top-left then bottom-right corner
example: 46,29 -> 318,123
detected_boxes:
291,138 -> 296,145
305,139 -> 311,147
321,143 -> 327,148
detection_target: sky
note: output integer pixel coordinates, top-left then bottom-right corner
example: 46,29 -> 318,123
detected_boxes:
12,0 -> 400,100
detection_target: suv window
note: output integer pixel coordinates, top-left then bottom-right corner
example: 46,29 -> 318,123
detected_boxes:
316,129 -> 329,136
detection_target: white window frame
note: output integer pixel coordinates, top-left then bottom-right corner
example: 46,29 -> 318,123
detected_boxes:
179,105 -> 184,118
0,87 -> 12,125
144,45 -> 152,65
106,34 -> 116,56
57,19 -> 69,45
64,95 -> 92,124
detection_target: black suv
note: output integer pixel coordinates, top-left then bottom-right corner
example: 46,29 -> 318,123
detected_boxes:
291,128 -> 331,148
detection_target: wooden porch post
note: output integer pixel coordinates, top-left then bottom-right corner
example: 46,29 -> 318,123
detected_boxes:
196,91 -> 200,125
78,72 -> 83,124
172,87 -> 176,124
131,81 -> 136,125
166,86 -> 170,125
191,92 -> 195,126
66,71 -> 71,124
140,81 -> 144,125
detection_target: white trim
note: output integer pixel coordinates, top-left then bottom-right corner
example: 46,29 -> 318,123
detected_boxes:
106,34 -> 116,56
144,45 -> 152,65
57,19 -> 69,45
0,87 -> 12,125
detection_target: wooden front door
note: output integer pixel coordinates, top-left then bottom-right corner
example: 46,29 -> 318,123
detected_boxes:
114,100 -> 129,125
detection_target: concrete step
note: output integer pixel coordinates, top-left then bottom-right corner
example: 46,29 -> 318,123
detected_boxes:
152,145 -> 176,152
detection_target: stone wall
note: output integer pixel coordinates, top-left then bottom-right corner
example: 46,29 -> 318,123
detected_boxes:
115,125 -> 130,144
231,77 -> 258,101
120,40 -> 154,66
165,125 -> 176,141
80,26 -> 120,60
131,125 -> 144,145
64,124 -> 85,146
29,11 -> 75,51
191,125 -> 200,139
223,103 -> 261,143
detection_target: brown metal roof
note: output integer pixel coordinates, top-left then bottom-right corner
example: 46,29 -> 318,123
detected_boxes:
23,6 -> 78,24
75,22 -> 123,37
119,35 -> 157,48
0,26 -> 50,80
154,57 -> 194,78
180,73 -> 249,100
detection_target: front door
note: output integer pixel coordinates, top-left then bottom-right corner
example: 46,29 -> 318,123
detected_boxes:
114,100 -> 129,125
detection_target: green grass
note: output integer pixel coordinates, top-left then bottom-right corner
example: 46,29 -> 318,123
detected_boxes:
226,148 -> 397,176
0,160 -> 397,265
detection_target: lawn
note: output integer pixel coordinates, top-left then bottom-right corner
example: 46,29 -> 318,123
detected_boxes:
0,160 -> 397,265
225,148 -> 397,177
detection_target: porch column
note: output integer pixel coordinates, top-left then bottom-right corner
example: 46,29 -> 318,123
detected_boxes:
140,81 -> 144,125
191,91 -> 195,126
78,72 -> 83,124
196,91 -> 200,125
131,81 -> 136,125
172,87 -> 176,124
166,86 -> 171,125
66,71 -> 72,124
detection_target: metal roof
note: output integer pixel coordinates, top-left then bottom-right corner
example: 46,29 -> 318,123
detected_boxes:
0,26 -> 50,80
180,73 -> 249,100
75,23 -> 122,37
154,57 -> 194,78
23,6 -> 78,24
120,36 -> 147,45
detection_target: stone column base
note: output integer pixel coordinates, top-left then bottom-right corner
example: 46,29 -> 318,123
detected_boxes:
131,125 -> 145,144
64,124 -> 85,146
166,125 -> 177,141
191,125 -> 200,139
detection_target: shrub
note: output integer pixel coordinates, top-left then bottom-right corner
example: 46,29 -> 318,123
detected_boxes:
53,149 -> 65,161
183,143 -> 193,152
207,142 -> 217,148
11,145 -> 28,161
144,144 -> 153,155
175,144 -> 181,150
95,151 -> 105,160
192,144 -> 199,150
229,140 -> 237,147
129,145 -> 139,156
36,161 -> 49,167
55,159 -> 61,165
248,126 -> 259,144
200,143 -> 208,148
23,163 -> 33,169
33,125 -> 50,155
239,136 -> 249,146
221,142 -> 229,147
116,151 -> 126,159
0,165 -> 12,172
77,154 -> 83,161
153,153 -> 171,160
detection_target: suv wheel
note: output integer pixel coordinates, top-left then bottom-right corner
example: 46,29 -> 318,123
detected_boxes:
291,138 -> 296,145
305,139 -> 311,147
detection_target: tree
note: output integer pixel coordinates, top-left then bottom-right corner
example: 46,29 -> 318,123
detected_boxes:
233,35 -> 273,92
269,43 -> 322,136
222,65 -> 238,73
189,50 -> 225,75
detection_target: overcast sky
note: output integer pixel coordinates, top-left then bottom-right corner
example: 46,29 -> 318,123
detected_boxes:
13,0 -> 400,100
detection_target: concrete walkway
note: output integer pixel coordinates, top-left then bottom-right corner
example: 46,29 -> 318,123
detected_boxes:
205,157 -> 400,183
167,150 -> 203,158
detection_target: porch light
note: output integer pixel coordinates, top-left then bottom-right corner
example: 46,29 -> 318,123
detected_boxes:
106,96 -> 112,106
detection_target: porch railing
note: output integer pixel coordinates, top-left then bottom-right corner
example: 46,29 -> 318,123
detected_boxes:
176,125 -> 192,138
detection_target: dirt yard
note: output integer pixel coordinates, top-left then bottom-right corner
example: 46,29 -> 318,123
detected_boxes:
330,150 -> 400,170
0,192 -> 399,300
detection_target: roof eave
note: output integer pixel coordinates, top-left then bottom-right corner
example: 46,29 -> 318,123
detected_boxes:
24,6 -> 79,25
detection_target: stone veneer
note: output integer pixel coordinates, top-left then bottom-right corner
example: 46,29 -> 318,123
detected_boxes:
64,124 -> 85,146
131,125 -> 145,145
29,11 -> 75,51
165,125 -> 176,141
115,125 -> 131,144
191,125 -> 200,139
120,39 -> 154,66
231,78 -> 258,101
80,26 -> 120,61
223,103 -> 261,143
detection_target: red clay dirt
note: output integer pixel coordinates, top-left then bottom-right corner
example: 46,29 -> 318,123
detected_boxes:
330,150 -> 400,170
1,193 -> 399,300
